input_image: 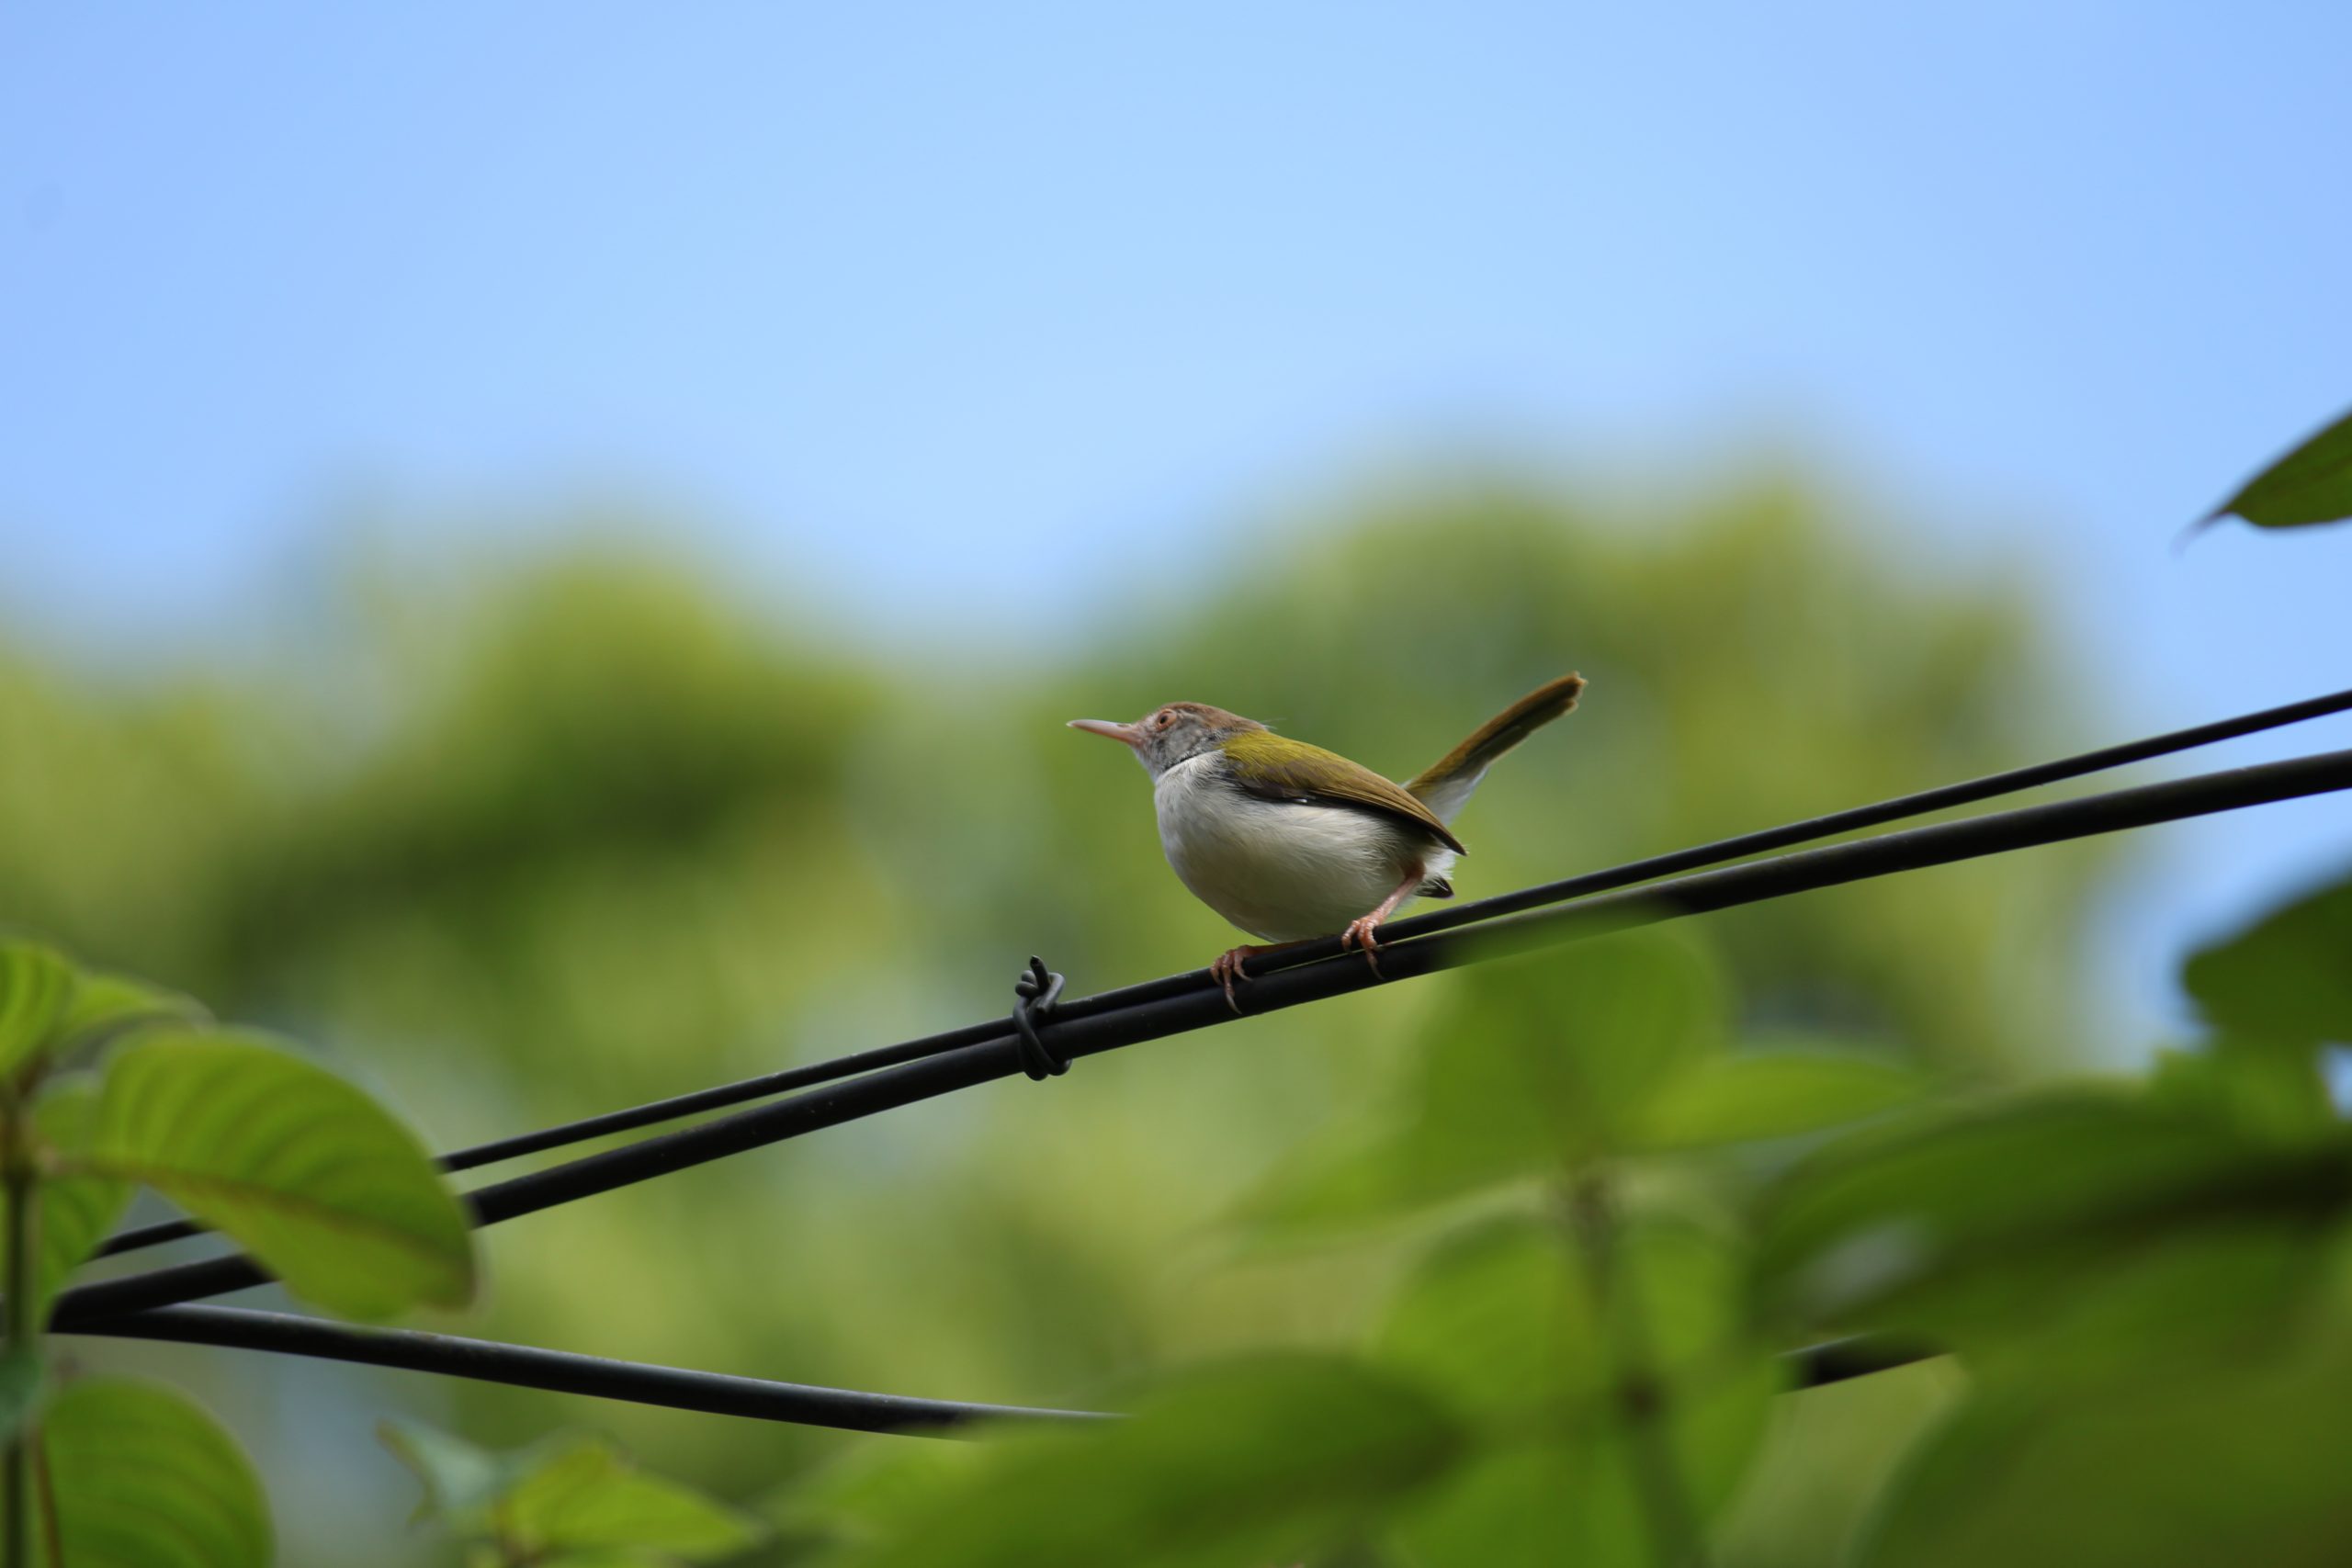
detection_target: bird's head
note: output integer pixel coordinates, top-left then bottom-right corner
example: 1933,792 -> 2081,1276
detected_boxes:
1068,701 -> 1265,778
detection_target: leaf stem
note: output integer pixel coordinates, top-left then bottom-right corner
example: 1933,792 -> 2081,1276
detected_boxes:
3,1092 -> 40,1568
1564,1172 -> 1708,1568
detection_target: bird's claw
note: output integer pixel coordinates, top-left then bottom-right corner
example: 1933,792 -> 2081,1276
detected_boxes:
1210,948 -> 1255,1015
1340,917 -> 1386,977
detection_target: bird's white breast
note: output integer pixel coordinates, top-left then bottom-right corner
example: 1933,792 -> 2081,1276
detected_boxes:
1151,754 -> 1453,942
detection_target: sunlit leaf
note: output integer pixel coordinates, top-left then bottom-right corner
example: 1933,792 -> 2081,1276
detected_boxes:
17,1077 -> 132,1317
500,1438 -> 763,1562
89,1032 -> 476,1319
0,942 -> 75,1077
1858,1341 -> 2352,1568
2203,405 -> 2352,530
38,1376 -> 271,1567
2182,871 -> 2352,1045
832,1357 -> 1467,1568
1636,1050 -> 1921,1150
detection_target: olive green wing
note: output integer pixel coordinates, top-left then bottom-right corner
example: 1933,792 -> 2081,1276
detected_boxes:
1219,730 -> 1467,854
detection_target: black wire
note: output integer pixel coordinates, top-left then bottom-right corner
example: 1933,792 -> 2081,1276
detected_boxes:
90,683 -> 2352,1262
62,1304 -> 1933,1432
52,746 -> 2352,1328
65,1305 -> 1106,1437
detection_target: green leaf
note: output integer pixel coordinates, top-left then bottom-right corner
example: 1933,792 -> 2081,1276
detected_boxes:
2204,405 -> 2352,529
499,1438 -> 763,1562
1375,1219 -> 1774,1567
1390,1444 -> 1607,1568
378,1417 -> 516,1527
767,1440 -> 982,1553
1235,931 -> 1725,1235
1752,1088 -> 2352,1359
2148,1040 -> 2335,1146
0,942 -> 76,1077
89,1032 -> 477,1319
1374,1216 -> 1600,1424
37,1376 -> 272,1567
1636,1050 -> 1922,1150
55,972 -> 209,1052
2182,871 -> 2352,1045
20,1077 -> 132,1317
832,1356 -> 1467,1568
1858,1342 -> 2352,1568
1713,1358 -> 1967,1568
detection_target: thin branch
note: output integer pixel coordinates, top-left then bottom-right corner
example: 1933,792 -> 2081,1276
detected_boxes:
92,685 -> 2352,1262
61,1303 -> 1931,1434
52,746 -> 2352,1327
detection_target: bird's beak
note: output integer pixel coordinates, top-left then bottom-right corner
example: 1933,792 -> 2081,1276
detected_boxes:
1068,718 -> 1143,748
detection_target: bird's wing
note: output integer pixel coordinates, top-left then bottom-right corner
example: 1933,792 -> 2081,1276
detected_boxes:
1219,730 -> 1467,854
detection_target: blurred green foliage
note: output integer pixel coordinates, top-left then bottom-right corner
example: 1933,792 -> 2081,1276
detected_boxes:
381,1417 -> 763,1567
774,877 -> 2352,1567
2,477 -> 2134,1563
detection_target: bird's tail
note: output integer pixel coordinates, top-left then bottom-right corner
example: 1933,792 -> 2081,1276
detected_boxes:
1405,673 -> 1585,824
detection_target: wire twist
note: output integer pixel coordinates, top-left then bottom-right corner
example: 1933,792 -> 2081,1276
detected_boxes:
1011,956 -> 1069,1080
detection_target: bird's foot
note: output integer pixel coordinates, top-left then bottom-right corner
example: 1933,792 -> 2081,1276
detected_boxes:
1210,946 -> 1261,1015
1340,915 -> 1386,977
1209,941 -> 1317,1014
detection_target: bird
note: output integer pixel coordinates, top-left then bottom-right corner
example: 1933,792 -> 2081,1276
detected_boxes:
1069,674 -> 1585,1010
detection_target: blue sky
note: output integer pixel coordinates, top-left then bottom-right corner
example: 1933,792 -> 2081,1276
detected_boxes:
4,2 -> 2349,1039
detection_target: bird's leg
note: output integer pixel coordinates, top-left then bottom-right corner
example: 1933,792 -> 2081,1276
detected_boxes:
1340,863 -> 1427,978
1209,941 -> 1310,1015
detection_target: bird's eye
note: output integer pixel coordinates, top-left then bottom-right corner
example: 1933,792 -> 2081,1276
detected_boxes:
1157,710 -> 1175,728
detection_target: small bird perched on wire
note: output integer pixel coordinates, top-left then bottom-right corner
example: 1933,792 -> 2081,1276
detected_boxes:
1069,674 -> 1585,1010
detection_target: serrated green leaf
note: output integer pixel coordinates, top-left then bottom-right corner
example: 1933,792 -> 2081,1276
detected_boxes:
1636,1050 -> 1921,1150
17,1077 -> 132,1317
37,1376 -> 272,1567
88,1032 -> 476,1319
0,942 -> 76,1077
500,1438 -> 762,1562
833,1356 -> 1466,1568
2182,871 -> 2352,1045
2205,405 -> 2352,529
